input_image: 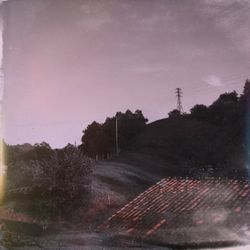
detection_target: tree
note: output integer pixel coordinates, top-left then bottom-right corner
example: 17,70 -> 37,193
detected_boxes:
168,109 -> 181,118
80,110 -> 148,157
190,104 -> 208,121
239,79 -> 250,167
239,79 -> 250,115
7,145 -> 93,219
116,110 -> 148,150
40,144 -> 93,217
242,79 -> 250,97
208,91 -> 239,125
81,121 -> 106,158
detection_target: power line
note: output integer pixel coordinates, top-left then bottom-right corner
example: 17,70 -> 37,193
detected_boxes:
189,75 -> 249,93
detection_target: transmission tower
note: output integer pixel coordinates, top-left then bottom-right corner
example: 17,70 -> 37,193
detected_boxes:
175,88 -> 183,113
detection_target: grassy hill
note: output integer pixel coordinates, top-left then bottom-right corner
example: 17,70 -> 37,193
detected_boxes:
120,115 -> 245,178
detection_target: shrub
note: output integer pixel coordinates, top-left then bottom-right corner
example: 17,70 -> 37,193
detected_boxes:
7,144 -> 93,219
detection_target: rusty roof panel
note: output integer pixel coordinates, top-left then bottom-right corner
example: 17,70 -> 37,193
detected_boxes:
99,177 -> 250,244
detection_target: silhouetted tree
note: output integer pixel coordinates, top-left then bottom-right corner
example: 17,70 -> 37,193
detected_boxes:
116,110 -> 148,150
190,104 -> 208,121
81,121 -> 107,158
81,110 -> 148,157
168,109 -> 181,118
239,79 -> 250,167
208,91 -> 239,125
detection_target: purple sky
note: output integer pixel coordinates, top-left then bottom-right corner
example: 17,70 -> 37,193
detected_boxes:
1,0 -> 250,148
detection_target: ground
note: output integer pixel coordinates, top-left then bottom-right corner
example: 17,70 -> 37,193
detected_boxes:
84,160 -> 160,228
0,160 -> 159,249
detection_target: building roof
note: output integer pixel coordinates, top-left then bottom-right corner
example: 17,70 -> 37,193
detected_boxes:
99,177 -> 250,247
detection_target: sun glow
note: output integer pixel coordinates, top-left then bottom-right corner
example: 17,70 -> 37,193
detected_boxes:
0,3 -> 6,204
0,139 -> 6,203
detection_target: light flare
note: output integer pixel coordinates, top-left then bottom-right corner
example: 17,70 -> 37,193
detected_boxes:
0,138 -> 6,203
0,1 -> 6,204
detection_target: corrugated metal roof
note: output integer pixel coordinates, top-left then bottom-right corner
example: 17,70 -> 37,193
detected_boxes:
99,177 -> 250,245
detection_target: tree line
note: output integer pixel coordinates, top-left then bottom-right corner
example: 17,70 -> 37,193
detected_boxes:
80,109 -> 148,158
2,79 -> 250,219
134,79 -> 250,177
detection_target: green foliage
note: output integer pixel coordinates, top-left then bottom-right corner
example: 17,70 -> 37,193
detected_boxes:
41,144 -> 93,216
1,221 -> 42,248
81,109 -> 148,157
136,80 -> 250,177
6,144 -> 93,219
208,91 -> 239,125
168,109 -> 181,118
190,91 -> 239,126
116,110 -> 148,150
190,104 -> 208,121
5,142 -> 53,165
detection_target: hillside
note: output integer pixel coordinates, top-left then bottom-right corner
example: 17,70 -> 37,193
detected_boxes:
124,115 -> 245,178
81,82 -> 250,179
84,161 -> 160,228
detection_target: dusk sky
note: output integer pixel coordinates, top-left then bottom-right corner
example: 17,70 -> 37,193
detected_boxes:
1,0 -> 250,148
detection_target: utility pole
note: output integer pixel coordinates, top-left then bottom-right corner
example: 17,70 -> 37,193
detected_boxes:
175,88 -> 183,114
116,117 -> 120,156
